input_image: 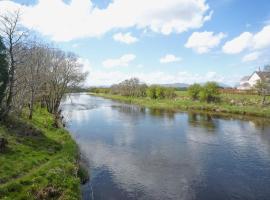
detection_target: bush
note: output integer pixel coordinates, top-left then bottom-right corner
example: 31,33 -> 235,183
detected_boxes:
147,86 -> 176,99
156,86 -> 165,99
188,83 -> 201,100
199,82 -> 220,103
146,86 -> 157,99
89,87 -> 110,94
78,164 -> 89,184
164,88 -> 176,99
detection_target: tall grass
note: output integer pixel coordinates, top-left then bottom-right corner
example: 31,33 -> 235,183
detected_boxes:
0,108 -> 81,200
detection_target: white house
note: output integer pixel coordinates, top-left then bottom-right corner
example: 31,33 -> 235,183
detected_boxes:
237,71 -> 270,90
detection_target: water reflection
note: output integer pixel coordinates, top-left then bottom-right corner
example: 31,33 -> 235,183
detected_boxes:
148,108 -> 175,119
188,113 -> 217,132
61,94 -> 270,200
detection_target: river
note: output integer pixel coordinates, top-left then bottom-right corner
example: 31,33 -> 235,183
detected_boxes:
61,93 -> 270,200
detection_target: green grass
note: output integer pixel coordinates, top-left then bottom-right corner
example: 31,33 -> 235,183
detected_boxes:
0,107 -> 81,200
91,92 -> 270,118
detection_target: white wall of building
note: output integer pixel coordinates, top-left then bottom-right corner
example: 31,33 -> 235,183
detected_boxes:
237,72 -> 261,90
248,73 -> 261,87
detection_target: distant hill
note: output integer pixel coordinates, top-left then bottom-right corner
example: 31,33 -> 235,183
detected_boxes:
158,82 -> 232,89
199,82 -> 232,88
216,82 -> 232,88
158,83 -> 190,88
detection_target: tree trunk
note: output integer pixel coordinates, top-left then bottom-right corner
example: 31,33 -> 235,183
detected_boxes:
5,41 -> 15,118
0,137 -> 8,153
261,95 -> 266,106
29,90 -> 35,119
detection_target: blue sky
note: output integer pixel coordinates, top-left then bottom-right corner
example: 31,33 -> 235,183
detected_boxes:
1,0 -> 270,86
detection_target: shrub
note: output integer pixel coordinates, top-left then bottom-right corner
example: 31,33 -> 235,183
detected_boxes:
188,83 -> 201,100
156,86 -> 165,99
146,86 -> 157,99
164,88 -> 176,99
147,86 -> 176,99
89,87 -> 110,94
199,82 -> 220,103
77,164 -> 89,184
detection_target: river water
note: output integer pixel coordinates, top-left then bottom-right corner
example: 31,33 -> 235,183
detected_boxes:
61,93 -> 270,200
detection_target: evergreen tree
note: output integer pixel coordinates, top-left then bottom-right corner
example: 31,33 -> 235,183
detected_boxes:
0,37 -> 8,112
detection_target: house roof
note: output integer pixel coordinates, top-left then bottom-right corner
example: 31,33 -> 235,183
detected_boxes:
239,71 -> 270,84
242,82 -> 251,87
240,76 -> 250,81
255,71 -> 270,81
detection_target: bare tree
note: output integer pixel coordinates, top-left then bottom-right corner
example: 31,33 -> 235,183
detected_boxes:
0,10 -> 87,123
43,50 -> 87,114
0,10 -> 27,117
0,37 -> 8,114
25,42 -> 48,119
110,78 -> 147,97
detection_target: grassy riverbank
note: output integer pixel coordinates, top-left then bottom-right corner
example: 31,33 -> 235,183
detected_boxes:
0,108 -> 81,200
91,92 -> 270,118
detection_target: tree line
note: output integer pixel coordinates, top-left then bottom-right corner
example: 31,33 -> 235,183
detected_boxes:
0,11 -> 87,123
91,78 -> 177,99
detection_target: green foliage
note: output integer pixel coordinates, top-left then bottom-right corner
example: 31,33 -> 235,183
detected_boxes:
254,79 -> 270,95
188,82 -> 220,103
0,108 -> 81,199
156,86 -> 165,99
0,37 -> 8,108
91,78 -> 175,99
147,86 -> 176,99
93,92 -> 270,118
90,87 -> 110,94
253,79 -> 270,105
146,86 -> 157,99
78,164 -> 89,184
164,87 -> 176,99
199,82 -> 220,103
188,84 -> 201,100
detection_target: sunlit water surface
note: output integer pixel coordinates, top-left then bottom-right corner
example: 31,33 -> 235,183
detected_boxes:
61,93 -> 270,200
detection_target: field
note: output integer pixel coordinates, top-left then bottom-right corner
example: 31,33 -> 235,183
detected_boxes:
0,108 -> 81,200
176,90 -> 270,105
92,91 -> 270,118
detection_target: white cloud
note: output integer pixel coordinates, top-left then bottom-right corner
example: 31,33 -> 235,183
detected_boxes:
113,32 -> 138,44
102,54 -> 136,68
242,51 -> 261,62
78,57 -> 92,72
0,0 -> 212,41
86,70 -> 238,86
79,58 -> 239,86
160,54 -> 182,63
222,25 -> 270,54
253,25 -> 270,50
185,31 -> 226,54
222,32 -> 253,54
